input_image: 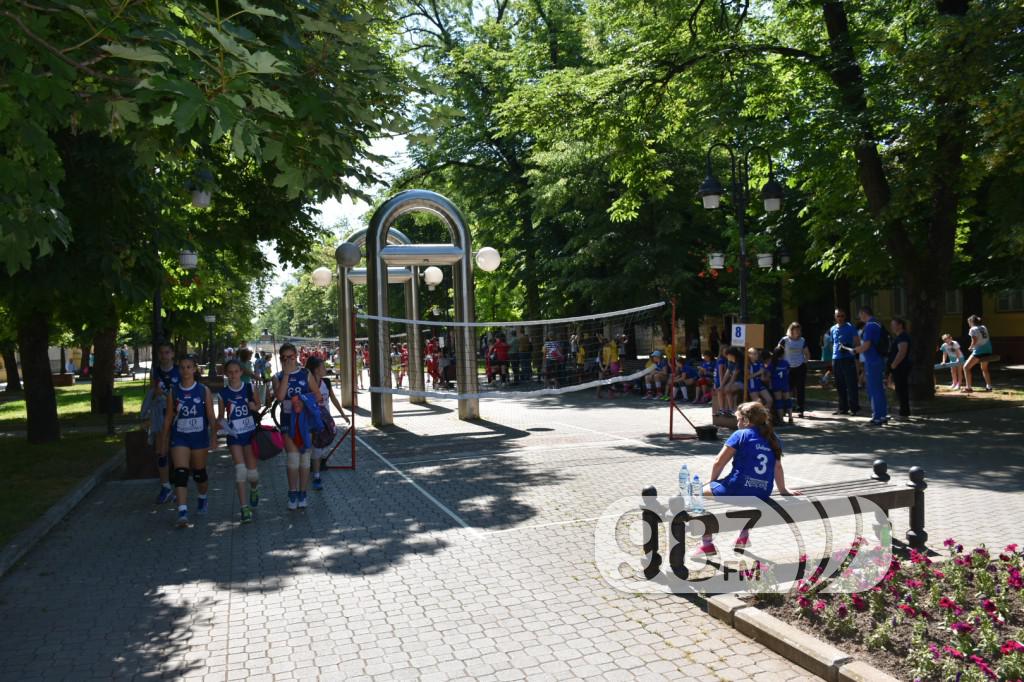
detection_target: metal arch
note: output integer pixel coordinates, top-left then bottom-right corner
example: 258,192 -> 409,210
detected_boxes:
336,226 -> 423,408
366,190 -> 479,425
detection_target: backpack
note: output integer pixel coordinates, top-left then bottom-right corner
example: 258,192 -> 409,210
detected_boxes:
252,425 -> 285,460
874,322 -> 891,358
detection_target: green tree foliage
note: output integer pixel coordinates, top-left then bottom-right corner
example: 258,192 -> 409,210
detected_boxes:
1,0 -> 408,272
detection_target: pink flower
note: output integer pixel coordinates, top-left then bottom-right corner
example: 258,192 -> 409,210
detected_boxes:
851,594 -> 868,611
943,645 -> 965,659
954,555 -> 970,566
836,603 -> 849,618
944,538 -> 957,548
951,621 -> 974,634
905,578 -> 924,589
1005,544 -> 1018,553
899,604 -> 917,618
982,599 -> 997,613
939,597 -> 962,614
970,654 -> 996,679
797,595 -> 811,609
910,549 -> 932,565
813,600 -> 826,613
974,547 -> 991,558
1009,568 -> 1023,590
932,569 -> 946,579
1001,641 -> 1024,655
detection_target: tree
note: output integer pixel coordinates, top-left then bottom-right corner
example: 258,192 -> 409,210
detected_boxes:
1,0 -> 409,272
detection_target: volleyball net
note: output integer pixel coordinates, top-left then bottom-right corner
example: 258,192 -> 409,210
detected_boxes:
356,301 -> 670,401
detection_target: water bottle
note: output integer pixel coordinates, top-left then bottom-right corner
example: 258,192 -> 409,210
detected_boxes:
678,464 -> 690,509
691,474 -> 704,513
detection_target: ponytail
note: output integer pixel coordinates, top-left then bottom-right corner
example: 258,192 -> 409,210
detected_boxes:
736,401 -> 783,459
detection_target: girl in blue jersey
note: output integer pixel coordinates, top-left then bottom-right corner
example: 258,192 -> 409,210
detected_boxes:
159,354 -> 217,528
746,347 -> 773,410
712,349 -> 728,414
219,359 -> 262,523
721,347 -> 745,415
273,343 -> 316,510
768,347 -> 792,425
693,401 -> 800,557
150,341 -> 179,504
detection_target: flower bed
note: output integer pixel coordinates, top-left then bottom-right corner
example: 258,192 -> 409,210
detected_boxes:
752,540 -> 1024,681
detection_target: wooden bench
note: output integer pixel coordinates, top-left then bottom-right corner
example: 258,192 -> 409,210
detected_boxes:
639,459 -> 926,580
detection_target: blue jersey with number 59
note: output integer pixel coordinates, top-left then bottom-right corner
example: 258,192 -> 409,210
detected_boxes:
719,428 -> 779,499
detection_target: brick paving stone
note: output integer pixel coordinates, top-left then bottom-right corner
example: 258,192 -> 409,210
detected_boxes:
2,396 -> 1019,679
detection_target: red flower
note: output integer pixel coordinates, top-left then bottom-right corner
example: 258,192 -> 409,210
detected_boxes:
982,599 -> 997,613
710,270 -> 719,279
797,595 -> 811,609
1001,641 -> 1024,655
905,579 -> 924,589
726,266 -> 733,273
932,569 -> 946,579
970,655 -> 997,679
943,645 -> 965,659
944,538 -> 957,548
939,597 -> 962,614
813,600 -> 826,613
910,549 -> 932,565
951,622 -> 974,634
698,271 -> 706,278
899,604 -> 917,617
836,603 -> 849,618
1005,544 -> 1019,553
1009,568 -> 1023,590
851,594 -> 868,611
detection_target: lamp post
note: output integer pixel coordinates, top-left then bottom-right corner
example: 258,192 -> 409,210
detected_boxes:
698,143 -> 784,323
204,314 -> 217,378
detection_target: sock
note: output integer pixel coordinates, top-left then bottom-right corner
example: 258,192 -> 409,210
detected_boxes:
198,494 -> 208,502
313,473 -> 321,480
178,504 -> 187,513
161,482 -> 172,490
701,534 -> 714,548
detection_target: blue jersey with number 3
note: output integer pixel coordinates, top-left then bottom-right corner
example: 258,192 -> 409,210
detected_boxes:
720,428 -> 778,499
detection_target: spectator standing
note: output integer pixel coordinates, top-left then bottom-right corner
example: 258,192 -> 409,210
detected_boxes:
962,314 -> 994,393
889,318 -> 912,419
829,309 -> 860,416
515,327 -> 532,382
709,326 -> 721,358
779,322 -> 810,417
855,306 -> 887,426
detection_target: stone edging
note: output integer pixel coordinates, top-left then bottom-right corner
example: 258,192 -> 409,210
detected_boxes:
0,448 -> 124,580
707,594 -> 901,682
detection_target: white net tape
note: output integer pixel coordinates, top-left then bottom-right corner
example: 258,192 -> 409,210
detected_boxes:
359,301 -> 668,401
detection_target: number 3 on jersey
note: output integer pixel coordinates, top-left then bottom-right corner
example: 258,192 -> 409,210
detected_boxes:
754,453 -> 768,475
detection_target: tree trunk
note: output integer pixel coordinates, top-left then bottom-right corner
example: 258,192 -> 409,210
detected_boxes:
2,344 -> 22,392
90,326 -> 117,414
16,311 -> 60,443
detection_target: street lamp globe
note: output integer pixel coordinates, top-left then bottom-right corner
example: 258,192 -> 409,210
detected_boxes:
756,253 -> 774,269
423,266 -> 443,291
335,242 -> 361,267
761,177 -> 784,213
179,250 -> 198,270
708,253 -> 726,270
311,266 -> 333,288
475,246 -> 501,273
699,173 -> 725,210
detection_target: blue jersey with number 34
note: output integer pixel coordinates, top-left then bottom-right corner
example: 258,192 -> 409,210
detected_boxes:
720,428 -> 778,499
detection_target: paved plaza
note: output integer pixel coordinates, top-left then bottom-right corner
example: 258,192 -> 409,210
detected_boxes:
0,393 -> 1022,681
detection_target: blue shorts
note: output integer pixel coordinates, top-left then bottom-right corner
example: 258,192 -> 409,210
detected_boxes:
227,430 -> 255,447
170,430 -> 209,450
771,381 -> 790,393
710,480 -> 772,500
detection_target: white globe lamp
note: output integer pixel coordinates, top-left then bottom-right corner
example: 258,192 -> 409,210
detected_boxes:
311,266 -> 333,288
423,266 -> 443,291
475,246 -> 501,273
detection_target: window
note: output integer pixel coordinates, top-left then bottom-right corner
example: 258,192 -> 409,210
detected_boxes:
891,288 -> 907,317
944,290 -> 962,315
997,289 -> 1024,312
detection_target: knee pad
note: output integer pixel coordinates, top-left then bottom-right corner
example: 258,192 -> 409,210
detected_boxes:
300,451 -> 311,469
235,462 -> 248,483
172,467 -> 189,488
157,455 -> 169,468
287,451 -> 300,470
191,468 -> 208,484
246,468 -> 260,484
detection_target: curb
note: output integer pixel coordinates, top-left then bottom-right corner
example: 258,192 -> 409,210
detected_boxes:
0,448 -> 124,580
707,595 -> 901,682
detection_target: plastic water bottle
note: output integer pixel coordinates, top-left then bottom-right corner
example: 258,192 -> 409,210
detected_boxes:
691,474 -> 704,513
678,464 -> 690,509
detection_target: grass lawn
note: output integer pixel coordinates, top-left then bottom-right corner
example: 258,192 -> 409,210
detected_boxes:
0,432 -> 121,546
0,381 -> 148,429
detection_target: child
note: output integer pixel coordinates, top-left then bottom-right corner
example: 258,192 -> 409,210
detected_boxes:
697,351 -> 715,404
769,347 -> 792,425
747,347 -> 773,410
219,359 -> 261,523
149,341 -> 179,504
938,333 -> 964,389
273,343 -> 315,510
692,401 -> 801,557
596,335 -> 618,398
643,350 -> 669,399
721,347 -> 745,415
159,354 -> 217,528
679,359 -> 699,401
305,357 -> 349,491
713,348 -> 728,413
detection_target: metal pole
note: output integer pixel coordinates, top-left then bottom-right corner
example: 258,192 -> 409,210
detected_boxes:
407,267 -> 426,404
208,322 -> 217,378
734,152 -> 749,324
338,263 -> 354,408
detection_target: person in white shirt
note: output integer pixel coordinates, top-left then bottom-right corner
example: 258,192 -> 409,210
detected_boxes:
778,322 -> 811,418
938,333 -> 964,390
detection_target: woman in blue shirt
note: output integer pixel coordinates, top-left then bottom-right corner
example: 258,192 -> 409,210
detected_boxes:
693,401 -> 800,556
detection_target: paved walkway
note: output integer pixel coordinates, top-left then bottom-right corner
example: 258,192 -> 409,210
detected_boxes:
0,392 -> 1021,680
